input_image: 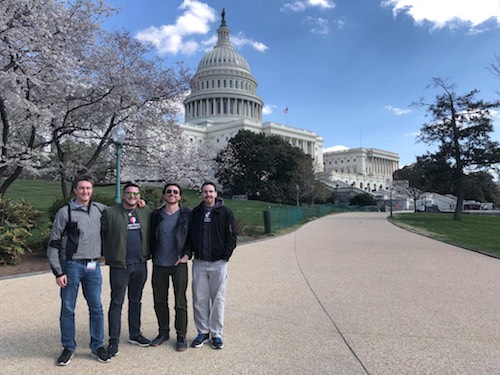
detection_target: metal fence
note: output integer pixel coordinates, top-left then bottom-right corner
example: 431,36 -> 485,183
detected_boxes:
263,204 -> 363,234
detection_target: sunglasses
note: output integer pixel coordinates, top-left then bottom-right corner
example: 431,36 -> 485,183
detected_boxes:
125,191 -> 140,197
165,189 -> 179,195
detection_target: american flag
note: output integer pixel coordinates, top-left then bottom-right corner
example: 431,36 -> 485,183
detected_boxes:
283,107 -> 288,114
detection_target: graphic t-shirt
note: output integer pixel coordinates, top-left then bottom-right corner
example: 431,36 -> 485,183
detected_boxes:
154,210 -> 180,267
126,210 -> 142,265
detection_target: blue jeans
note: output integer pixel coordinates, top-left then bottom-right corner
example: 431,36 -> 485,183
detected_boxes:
108,262 -> 148,344
60,260 -> 104,352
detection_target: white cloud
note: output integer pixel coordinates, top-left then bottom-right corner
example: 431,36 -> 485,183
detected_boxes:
282,0 -> 335,12
381,0 -> 500,30
232,33 -> 269,52
385,105 -> 412,116
262,105 -> 273,116
305,17 -> 330,34
135,0 -> 267,55
136,0 -> 216,55
405,131 -> 420,138
324,145 -> 349,152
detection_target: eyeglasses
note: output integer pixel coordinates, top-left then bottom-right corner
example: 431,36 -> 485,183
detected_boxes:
125,191 -> 140,197
165,189 -> 179,195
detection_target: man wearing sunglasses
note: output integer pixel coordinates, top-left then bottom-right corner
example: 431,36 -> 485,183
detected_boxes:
150,183 -> 191,351
101,182 -> 153,357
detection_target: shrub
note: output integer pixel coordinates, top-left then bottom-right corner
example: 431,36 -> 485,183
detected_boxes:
0,199 -> 41,265
140,186 -> 164,209
350,193 -> 377,206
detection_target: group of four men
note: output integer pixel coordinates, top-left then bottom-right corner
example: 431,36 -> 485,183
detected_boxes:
47,176 -> 237,366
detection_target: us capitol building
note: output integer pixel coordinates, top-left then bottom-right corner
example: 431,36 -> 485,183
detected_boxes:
180,11 -> 324,170
180,10 -> 399,191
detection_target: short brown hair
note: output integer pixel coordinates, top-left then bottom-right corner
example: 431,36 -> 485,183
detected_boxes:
72,175 -> 94,189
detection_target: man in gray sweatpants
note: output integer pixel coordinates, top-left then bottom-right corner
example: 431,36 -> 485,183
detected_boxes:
187,182 -> 237,350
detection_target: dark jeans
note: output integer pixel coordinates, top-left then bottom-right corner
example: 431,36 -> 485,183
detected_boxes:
152,263 -> 188,337
108,262 -> 147,344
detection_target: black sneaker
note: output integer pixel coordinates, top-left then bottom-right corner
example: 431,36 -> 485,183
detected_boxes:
150,333 -> 169,347
176,336 -> 188,352
107,343 -> 119,357
190,333 -> 210,348
128,334 -> 151,347
90,347 -> 110,363
57,348 -> 74,366
211,337 -> 224,349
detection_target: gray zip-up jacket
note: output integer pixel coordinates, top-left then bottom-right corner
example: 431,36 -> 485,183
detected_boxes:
46,199 -> 107,277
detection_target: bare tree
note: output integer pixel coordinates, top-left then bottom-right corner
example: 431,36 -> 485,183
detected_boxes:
416,78 -> 500,220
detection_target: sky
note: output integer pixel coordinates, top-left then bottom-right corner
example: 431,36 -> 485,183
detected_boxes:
105,0 -> 500,167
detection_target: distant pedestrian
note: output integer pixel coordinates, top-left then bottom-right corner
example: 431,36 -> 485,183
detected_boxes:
47,175 -> 110,365
150,183 -> 191,351
188,182 -> 237,350
102,182 -> 152,357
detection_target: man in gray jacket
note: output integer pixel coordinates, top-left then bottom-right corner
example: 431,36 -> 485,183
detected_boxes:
47,175 -> 110,366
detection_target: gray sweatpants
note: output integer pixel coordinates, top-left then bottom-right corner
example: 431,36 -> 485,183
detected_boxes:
192,259 -> 228,338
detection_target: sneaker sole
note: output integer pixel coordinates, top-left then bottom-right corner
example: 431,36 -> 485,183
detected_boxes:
191,339 -> 209,348
89,352 -> 110,363
128,338 -> 150,347
57,353 -> 74,366
211,343 -> 224,349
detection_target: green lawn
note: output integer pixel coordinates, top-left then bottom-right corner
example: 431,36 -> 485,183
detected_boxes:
5,180 -> 499,258
3,179 -> 281,245
389,212 -> 500,258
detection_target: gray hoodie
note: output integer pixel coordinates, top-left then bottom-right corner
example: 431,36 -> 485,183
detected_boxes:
46,199 -> 107,277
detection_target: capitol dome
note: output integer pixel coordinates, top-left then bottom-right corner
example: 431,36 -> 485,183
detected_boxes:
196,15 -> 251,74
184,10 -> 263,124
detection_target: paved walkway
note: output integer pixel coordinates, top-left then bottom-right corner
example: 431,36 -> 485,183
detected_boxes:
0,212 -> 498,374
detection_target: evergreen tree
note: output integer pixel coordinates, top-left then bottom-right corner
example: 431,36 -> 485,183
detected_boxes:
416,78 -> 500,220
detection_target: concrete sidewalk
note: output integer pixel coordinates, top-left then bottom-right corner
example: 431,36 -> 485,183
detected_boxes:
0,212 -> 498,374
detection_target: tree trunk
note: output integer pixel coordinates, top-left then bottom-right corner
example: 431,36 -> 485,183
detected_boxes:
453,169 -> 465,221
0,166 -> 24,197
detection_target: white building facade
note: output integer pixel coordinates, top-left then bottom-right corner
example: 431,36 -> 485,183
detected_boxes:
181,11 -> 324,169
321,147 -> 400,191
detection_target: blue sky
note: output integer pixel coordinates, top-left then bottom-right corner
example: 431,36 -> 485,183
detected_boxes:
105,0 -> 500,167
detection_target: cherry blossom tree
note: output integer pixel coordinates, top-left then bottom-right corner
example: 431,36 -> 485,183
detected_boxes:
1,0 -> 193,197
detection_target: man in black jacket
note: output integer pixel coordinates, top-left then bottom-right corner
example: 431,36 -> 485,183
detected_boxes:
188,181 -> 237,350
150,183 -> 191,351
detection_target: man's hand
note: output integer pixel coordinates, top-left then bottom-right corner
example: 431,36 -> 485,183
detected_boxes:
174,254 -> 189,266
56,274 -> 68,288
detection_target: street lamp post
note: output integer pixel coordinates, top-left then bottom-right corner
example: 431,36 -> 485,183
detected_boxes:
389,188 -> 393,218
111,126 -> 126,204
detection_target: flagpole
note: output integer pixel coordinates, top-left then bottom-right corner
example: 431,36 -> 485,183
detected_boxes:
283,107 -> 288,125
